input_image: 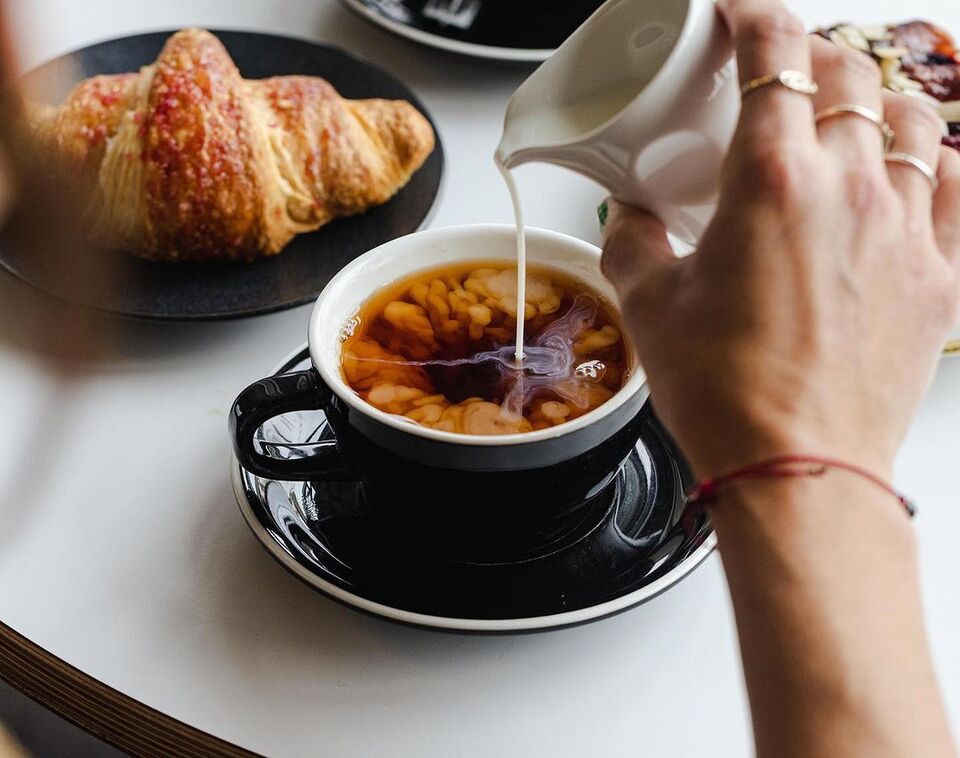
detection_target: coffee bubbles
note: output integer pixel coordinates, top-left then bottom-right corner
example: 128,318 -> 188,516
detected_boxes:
341,261 -> 629,436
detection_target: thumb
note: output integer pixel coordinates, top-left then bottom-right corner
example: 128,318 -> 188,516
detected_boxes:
599,198 -> 675,302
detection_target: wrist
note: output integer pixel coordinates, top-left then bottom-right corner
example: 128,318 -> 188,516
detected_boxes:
706,471 -> 916,551
687,455 -> 912,516
677,402 -> 897,483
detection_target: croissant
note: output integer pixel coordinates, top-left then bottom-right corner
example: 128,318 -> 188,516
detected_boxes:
30,28 -> 436,262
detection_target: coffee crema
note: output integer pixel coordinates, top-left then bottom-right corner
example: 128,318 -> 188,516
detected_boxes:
340,261 -> 630,436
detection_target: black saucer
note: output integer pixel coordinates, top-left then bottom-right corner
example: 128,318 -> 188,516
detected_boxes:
341,0 -> 603,62
1,30 -> 443,320
232,347 -> 715,632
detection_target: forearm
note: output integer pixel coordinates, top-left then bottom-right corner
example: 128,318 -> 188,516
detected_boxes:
712,475 -> 956,758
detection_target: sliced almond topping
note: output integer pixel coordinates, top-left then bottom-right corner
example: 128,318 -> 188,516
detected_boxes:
872,45 -> 909,60
828,30 -> 852,49
879,56 -> 902,85
859,24 -> 893,42
890,72 -> 923,92
837,25 -> 871,51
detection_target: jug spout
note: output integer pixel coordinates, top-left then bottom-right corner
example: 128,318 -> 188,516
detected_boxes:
495,0 -> 739,245
495,139 -> 629,195
498,135 -> 717,246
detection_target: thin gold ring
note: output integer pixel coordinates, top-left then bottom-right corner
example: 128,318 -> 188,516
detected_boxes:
884,151 -> 939,191
741,70 -> 819,99
815,104 -> 896,152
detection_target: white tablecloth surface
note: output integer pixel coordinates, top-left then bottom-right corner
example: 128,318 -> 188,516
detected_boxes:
0,1 -> 957,755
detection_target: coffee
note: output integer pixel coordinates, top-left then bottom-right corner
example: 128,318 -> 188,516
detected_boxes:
340,261 -> 629,436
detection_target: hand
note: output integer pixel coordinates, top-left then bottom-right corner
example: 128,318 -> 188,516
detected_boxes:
601,0 -> 960,479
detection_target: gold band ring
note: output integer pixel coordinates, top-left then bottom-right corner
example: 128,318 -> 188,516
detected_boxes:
815,104 -> 896,152
741,70 -> 819,99
884,151 -> 940,191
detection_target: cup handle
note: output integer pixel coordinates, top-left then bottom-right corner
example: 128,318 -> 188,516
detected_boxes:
230,368 -> 356,482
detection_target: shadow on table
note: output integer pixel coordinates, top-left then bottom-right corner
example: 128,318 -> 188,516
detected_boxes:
0,269 -> 276,369
197,456 -> 697,710
0,269 -> 294,557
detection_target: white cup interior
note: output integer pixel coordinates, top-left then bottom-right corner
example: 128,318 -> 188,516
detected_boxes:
309,224 -> 647,446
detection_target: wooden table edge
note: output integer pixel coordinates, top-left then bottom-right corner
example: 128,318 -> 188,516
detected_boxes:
0,620 -> 260,757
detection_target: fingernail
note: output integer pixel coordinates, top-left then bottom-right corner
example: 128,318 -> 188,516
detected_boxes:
597,199 -> 609,233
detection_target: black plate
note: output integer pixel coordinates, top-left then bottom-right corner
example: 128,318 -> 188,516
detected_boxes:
342,0 -> 603,61
0,30 -> 444,320
231,347 -> 716,633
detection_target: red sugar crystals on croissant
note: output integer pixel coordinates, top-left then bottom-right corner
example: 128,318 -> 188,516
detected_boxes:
30,28 -> 435,261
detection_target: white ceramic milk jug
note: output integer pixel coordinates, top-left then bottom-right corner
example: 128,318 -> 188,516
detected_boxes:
496,0 -> 740,245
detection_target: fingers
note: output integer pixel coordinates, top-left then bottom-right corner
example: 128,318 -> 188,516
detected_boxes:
883,91 -> 945,216
934,146 -> 960,266
717,0 -> 817,147
809,35 -> 886,163
600,199 -> 675,305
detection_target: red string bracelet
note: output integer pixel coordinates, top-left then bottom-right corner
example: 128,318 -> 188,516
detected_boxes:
685,454 -> 916,518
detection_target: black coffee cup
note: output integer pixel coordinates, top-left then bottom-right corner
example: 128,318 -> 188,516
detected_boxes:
231,225 -> 650,558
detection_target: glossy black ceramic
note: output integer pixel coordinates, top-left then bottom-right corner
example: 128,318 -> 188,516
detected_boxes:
343,0 -> 603,57
233,348 -> 665,562
0,31 -> 444,320
233,348 -> 713,628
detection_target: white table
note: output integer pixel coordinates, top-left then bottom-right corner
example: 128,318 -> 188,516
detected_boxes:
0,1 -> 957,755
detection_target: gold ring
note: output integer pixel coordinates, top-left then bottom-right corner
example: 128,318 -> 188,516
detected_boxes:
741,70 -> 819,100
815,104 -> 896,152
884,151 -> 939,191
